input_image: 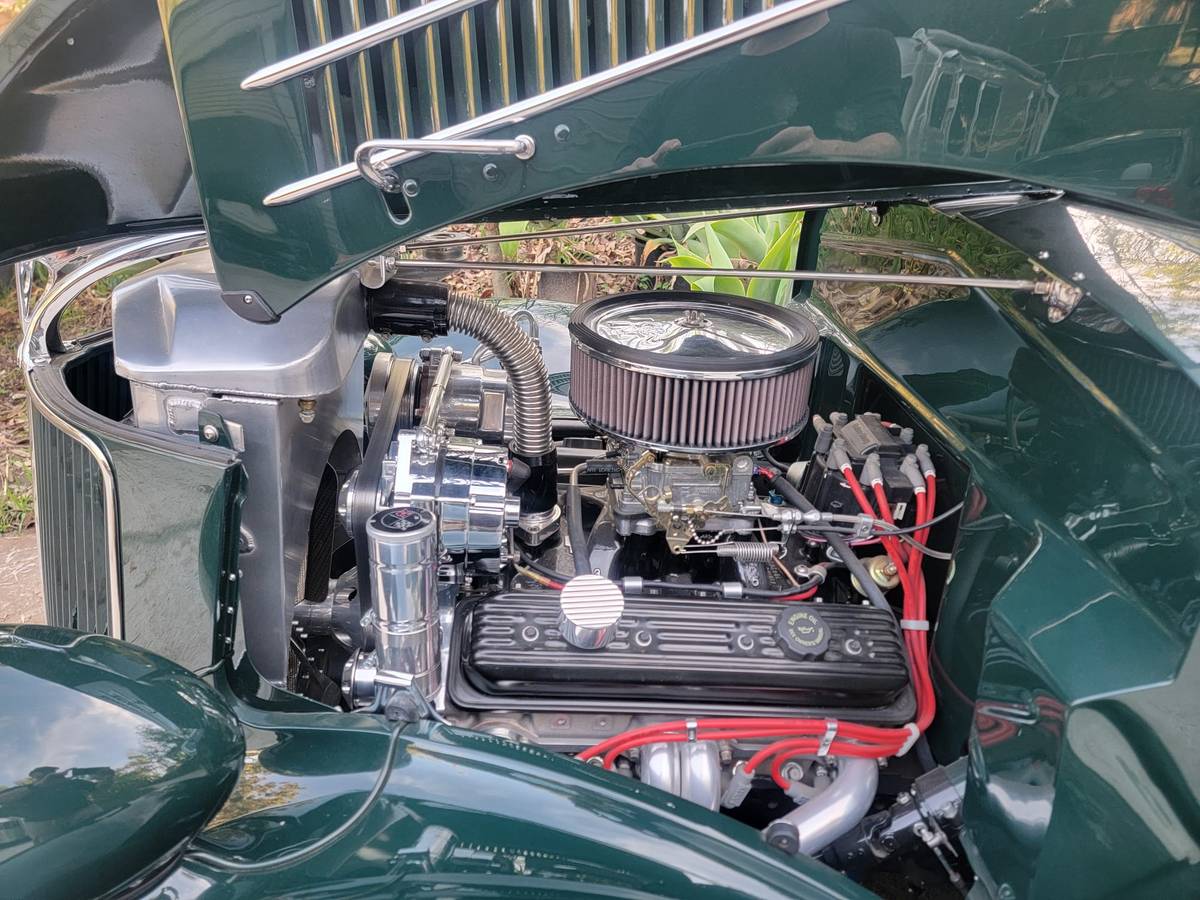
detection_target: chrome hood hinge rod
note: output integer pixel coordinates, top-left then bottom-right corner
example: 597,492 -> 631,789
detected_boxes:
384,256 -> 1084,306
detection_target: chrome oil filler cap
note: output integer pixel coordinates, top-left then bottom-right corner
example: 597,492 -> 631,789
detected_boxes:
558,575 -> 625,650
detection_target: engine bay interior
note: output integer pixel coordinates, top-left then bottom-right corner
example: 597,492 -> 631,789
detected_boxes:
108,258 -> 968,887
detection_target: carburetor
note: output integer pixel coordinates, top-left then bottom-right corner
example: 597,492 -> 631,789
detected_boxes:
610,446 -> 758,550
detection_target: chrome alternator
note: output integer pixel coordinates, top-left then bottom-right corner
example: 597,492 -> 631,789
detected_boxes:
341,347 -> 520,562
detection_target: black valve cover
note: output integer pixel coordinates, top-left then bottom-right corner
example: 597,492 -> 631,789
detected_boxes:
449,592 -> 914,723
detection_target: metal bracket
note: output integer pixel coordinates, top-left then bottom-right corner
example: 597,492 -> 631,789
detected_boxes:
1031,276 -> 1085,323
355,135 -> 536,193
221,289 -> 279,323
197,411 -> 239,450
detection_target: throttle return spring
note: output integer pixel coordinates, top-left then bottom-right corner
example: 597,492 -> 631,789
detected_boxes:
713,542 -> 783,562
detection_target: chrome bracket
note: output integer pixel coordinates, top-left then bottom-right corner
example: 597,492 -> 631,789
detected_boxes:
355,135 -> 536,193
1032,276 -> 1085,323
15,258 -> 36,325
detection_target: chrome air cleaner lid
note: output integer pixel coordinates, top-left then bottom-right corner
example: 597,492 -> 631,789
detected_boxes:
568,291 -> 819,451
577,295 -> 815,376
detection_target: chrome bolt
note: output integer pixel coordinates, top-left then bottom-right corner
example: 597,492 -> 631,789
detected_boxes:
844,638 -> 863,655
481,162 -> 500,181
200,423 -> 220,442
401,178 -> 420,197
242,294 -> 254,304
781,761 -> 805,783
297,398 -> 317,424
554,124 -> 571,142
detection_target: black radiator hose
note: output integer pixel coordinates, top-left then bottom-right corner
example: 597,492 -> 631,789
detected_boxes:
765,471 -> 892,612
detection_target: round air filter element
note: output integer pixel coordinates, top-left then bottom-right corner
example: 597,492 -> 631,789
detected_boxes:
569,291 -> 819,452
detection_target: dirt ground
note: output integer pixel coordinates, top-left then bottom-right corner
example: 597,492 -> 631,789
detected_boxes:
0,531 -> 43,624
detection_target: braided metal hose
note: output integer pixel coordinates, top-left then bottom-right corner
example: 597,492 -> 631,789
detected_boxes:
446,292 -> 553,457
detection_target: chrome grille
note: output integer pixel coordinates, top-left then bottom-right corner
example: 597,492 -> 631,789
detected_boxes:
31,406 -> 112,634
288,0 -> 777,171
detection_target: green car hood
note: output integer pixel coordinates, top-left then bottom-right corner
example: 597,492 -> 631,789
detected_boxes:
156,0 -> 1200,317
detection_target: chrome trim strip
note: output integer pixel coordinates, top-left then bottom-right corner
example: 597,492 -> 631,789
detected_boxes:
932,191 -> 1061,212
568,0 -> 585,80
15,258 -> 35,325
383,0 -> 414,138
308,0 -> 347,162
421,5 -> 446,132
530,0 -> 549,92
243,0 -> 493,90
603,0 -> 621,67
459,10 -> 480,118
494,0 -> 513,105
21,230 -> 208,368
386,254 -> 1064,295
348,0 -> 379,142
263,0 -> 850,206
26,371 -> 125,638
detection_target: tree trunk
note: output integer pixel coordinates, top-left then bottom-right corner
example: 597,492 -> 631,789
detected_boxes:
480,223 -> 512,299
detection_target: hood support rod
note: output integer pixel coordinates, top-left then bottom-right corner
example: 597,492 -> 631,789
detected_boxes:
384,256 -> 1082,305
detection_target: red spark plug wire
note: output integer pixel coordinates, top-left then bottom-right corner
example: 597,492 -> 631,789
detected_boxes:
577,453 -> 941,786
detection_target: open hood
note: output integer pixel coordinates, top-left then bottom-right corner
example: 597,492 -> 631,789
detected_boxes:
0,0 -> 199,264
11,0 -> 1193,317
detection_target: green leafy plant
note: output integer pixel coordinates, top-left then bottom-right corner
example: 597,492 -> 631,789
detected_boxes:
648,212 -> 804,304
497,220 -> 532,261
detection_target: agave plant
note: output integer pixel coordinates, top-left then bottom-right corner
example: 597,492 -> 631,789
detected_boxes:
644,212 -> 804,304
